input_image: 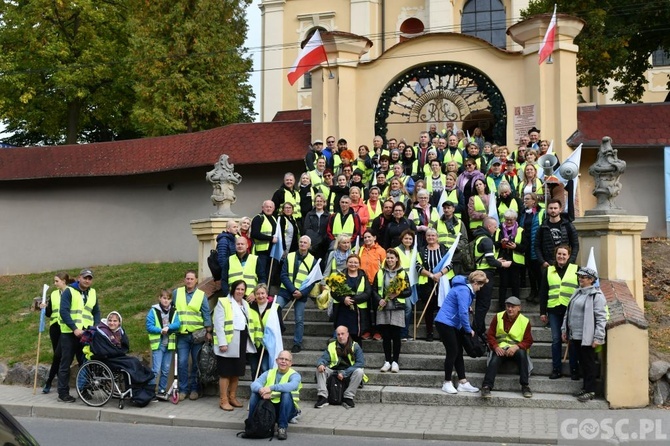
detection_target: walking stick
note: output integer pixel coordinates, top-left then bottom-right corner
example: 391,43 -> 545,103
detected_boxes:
413,301 -> 417,340
33,284 -> 49,395
416,282 -> 439,338
563,340 -> 569,362
266,257 -> 275,287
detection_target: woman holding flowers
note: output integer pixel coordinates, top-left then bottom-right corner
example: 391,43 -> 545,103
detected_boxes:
327,254 -> 371,344
373,249 -> 411,373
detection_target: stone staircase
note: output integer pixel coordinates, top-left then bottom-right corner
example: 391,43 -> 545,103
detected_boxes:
238,286 -> 608,409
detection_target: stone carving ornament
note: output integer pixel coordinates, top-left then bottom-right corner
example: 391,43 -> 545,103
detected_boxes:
587,136 -> 626,215
205,154 -> 242,217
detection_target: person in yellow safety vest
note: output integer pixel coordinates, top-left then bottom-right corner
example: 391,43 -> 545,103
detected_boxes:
225,237 -> 263,300
485,158 -> 505,196
326,196 -> 362,246
314,325 -> 366,409
496,209 -> 527,312
146,289 -> 181,396
408,189 -> 440,248
250,200 -> 277,285
248,350 -> 302,440
539,245 -> 580,380
271,173 -> 302,222
41,271 -> 74,394
248,284 -> 285,380
472,217 -> 512,336
443,135 -> 464,169
435,201 -> 468,272
355,144 -> 375,185
467,179 -> 490,231
213,280 -> 256,411
56,268 -> 100,403
481,296 -> 534,399
309,157 -> 328,191
390,162 -> 415,195
277,236 -> 318,354
561,267 -> 608,402
496,181 -> 520,223
331,255 -> 372,344
174,270 -> 212,402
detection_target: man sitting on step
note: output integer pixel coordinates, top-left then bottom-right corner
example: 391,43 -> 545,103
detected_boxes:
314,325 -> 366,409
481,296 -> 534,399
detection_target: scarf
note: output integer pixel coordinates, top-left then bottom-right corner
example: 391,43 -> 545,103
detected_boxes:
502,222 -> 519,240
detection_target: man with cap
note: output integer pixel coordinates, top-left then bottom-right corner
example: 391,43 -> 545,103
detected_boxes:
485,158 -> 505,196
305,139 -> 324,171
57,268 -> 101,402
436,200 -> 468,271
562,267 -> 607,402
481,296 -> 533,399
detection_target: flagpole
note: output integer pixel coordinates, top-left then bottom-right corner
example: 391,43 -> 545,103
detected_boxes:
32,322 -> 43,395
416,282 -> 439,337
282,298 -> 296,322
255,345 -> 266,380
267,257 -> 275,287
33,284 -> 49,395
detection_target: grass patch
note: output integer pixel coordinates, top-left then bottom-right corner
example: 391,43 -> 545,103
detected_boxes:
0,262 -> 196,365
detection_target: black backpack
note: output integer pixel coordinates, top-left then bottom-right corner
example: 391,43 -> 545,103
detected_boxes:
461,331 -> 487,358
239,399 -> 276,439
207,249 -> 222,281
327,373 -> 347,405
197,342 -> 218,387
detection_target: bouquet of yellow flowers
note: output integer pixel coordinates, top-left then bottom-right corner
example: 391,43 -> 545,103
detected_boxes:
325,272 -> 355,310
379,273 -> 409,311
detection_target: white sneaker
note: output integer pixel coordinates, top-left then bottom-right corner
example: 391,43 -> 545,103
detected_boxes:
457,381 -> 480,393
441,381 -> 457,394
391,362 -> 399,373
380,362 -> 391,372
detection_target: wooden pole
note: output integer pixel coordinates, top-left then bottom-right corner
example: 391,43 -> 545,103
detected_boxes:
563,340 -> 569,362
282,298 -> 296,322
255,345 -> 266,380
266,257 -> 275,287
416,282 -> 439,337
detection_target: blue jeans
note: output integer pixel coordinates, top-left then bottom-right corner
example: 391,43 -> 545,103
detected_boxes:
400,300 -> 413,338
248,391 -> 297,429
151,344 -> 173,392
176,334 -> 202,393
247,350 -> 271,381
548,309 -> 578,372
277,292 -> 307,347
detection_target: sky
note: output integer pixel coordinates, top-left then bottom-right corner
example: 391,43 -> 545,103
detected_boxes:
246,0 -> 263,121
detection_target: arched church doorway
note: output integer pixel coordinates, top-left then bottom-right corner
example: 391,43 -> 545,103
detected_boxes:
374,62 -> 507,145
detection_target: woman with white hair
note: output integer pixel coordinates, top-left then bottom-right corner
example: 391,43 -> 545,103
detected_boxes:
496,209 -> 527,311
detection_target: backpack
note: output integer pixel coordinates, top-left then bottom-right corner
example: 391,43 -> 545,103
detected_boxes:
327,372 -> 347,405
461,330 -> 487,358
197,342 -> 218,387
460,238 -> 484,274
239,399 -> 276,439
207,249 -> 222,281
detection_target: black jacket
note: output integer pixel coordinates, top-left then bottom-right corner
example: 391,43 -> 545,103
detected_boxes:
303,208 -> 330,253
534,217 -> 579,265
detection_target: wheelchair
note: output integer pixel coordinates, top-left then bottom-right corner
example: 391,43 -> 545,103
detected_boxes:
76,360 -> 134,409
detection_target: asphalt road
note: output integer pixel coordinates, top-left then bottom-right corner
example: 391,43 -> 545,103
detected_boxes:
17,417 -> 509,446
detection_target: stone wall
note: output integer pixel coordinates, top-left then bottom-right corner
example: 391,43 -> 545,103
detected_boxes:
650,360 -> 670,406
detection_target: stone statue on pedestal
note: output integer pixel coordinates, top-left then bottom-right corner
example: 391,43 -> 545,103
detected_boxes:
205,154 -> 242,217
586,136 -> 626,215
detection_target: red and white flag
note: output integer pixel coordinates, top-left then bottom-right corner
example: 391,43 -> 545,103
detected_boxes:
538,5 -> 557,65
287,30 -> 328,86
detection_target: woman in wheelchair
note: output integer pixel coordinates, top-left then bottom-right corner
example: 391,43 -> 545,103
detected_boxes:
78,311 -> 155,408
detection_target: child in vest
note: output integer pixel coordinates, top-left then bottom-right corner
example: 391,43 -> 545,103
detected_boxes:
146,290 -> 181,397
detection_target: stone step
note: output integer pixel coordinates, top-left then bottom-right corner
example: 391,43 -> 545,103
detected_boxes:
283,322 -> 556,343
283,336 -> 557,359
235,382 -> 607,409
287,351 -> 580,376
243,365 -> 584,394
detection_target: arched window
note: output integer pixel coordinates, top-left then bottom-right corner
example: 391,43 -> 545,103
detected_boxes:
301,26 -> 328,89
461,0 -> 506,49
399,18 -> 425,43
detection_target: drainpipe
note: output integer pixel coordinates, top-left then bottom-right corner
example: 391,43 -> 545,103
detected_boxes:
381,0 -> 385,53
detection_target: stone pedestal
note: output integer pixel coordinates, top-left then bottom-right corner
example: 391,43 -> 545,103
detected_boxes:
190,218 -> 231,282
573,214 -> 648,308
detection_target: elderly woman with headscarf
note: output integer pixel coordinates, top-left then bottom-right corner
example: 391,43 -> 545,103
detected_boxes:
561,267 -> 607,402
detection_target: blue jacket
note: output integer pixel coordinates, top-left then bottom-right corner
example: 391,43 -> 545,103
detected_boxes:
434,275 -> 473,332
145,304 -> 181,335
216,231 -> 237,279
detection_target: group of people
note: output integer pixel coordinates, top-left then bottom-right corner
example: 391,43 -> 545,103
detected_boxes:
38,125 -> 607,441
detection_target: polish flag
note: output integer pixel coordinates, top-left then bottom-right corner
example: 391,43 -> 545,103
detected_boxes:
287,30 -> 328,86
538,5 -> 557,65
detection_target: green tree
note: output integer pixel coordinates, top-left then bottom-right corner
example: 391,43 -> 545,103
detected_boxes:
0,0 -> 137,145
522,1 -> 670,103
127,0 -> 255,136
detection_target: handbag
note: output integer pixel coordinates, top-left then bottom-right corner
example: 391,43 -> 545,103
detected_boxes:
461,330 -> 487,358
191,328 -> 207,344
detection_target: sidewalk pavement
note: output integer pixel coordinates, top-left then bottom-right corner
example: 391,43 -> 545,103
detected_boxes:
0,384 -> 656,444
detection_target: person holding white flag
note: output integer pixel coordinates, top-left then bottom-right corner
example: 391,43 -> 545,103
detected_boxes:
277,236 -> 319,354
41,272 -> 74,394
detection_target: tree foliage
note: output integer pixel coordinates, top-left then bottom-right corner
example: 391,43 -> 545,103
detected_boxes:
0,0 -> 137,145
127,0 -> 255,136
522,0 -> 670,103
0,0 -> 255,145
